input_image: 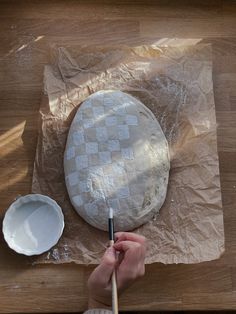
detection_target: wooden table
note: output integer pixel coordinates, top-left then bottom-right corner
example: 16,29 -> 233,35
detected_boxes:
0,1 -> 236,312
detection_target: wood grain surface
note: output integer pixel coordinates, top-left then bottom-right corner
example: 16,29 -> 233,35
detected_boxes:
0,1 -> 236,313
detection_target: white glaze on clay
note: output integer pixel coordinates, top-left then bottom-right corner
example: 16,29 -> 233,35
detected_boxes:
64,90 -> 170,231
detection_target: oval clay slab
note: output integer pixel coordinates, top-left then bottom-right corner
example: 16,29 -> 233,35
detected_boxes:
64,90 -> 170,231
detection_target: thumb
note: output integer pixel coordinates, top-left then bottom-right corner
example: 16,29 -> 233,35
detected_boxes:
92,247 -> 116,286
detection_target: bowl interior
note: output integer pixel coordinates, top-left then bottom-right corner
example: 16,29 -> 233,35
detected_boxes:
4,198 -> 64,255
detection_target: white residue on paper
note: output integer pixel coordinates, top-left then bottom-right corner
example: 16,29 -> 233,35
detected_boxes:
51,248 -> 60,260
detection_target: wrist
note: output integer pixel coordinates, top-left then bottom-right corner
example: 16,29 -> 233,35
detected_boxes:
88,297 -> 112,310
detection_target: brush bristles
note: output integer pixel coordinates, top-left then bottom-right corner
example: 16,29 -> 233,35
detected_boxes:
109,207 -> 113,219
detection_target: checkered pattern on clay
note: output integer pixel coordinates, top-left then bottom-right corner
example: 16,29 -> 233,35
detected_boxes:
65,92 -> 144,215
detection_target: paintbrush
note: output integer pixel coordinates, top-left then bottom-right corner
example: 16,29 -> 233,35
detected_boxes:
108,207 -> 119,314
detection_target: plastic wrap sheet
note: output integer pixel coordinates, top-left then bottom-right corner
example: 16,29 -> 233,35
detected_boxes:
32,44 -> 224,265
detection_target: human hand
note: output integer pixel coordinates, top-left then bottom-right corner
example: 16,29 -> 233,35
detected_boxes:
88,232 -> 146,309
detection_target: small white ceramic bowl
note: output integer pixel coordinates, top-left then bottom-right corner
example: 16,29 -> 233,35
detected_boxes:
2,194 -> 64,256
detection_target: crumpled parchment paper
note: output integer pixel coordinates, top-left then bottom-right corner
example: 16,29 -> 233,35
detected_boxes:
32,44 -> 224,265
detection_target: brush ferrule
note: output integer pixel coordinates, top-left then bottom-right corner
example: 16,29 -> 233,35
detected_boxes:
108,218 -> 114,241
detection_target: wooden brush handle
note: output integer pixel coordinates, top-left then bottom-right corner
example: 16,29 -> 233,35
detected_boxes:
112,270 -> 118,314
110,239 -> 118,314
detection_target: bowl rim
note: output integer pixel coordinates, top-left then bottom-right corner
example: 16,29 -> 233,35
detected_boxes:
2,194 -> 65,256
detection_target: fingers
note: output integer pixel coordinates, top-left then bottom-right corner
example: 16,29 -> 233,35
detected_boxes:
117,250 -> 125,266
113,240 -> 146,291
88,246 -> 116,289
114,240 -> 146,262
115,232 -> 146,246
88,232 -> 147,305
